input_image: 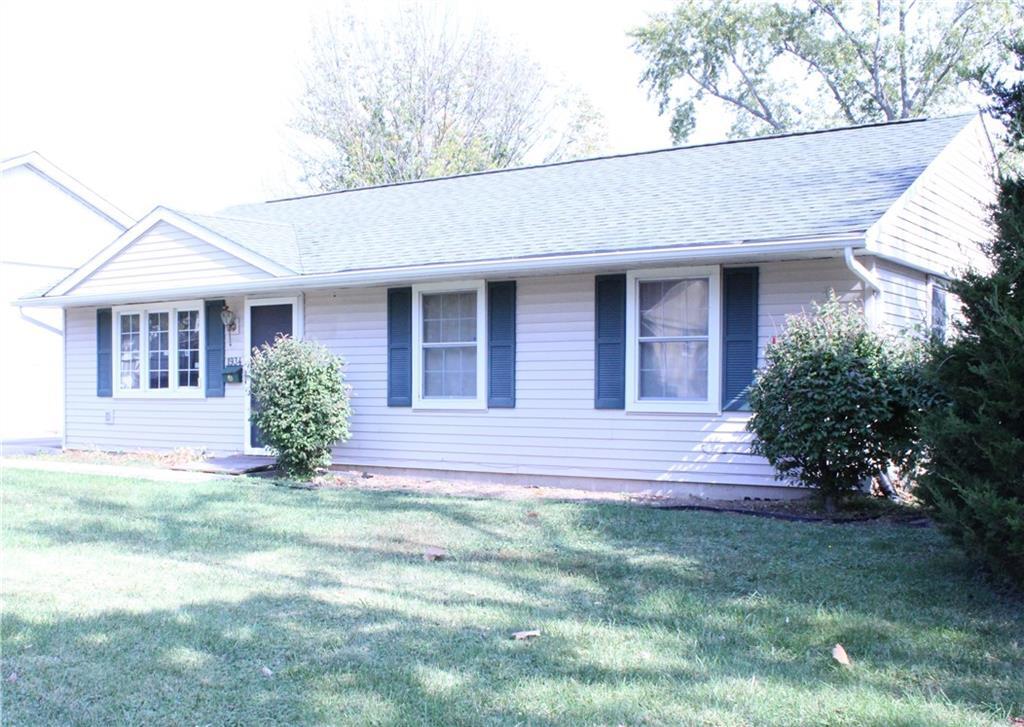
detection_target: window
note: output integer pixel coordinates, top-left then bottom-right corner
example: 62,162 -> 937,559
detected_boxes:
148,312 -> 170,389
118,313 -> 141,390
112,300 -> 204,398
930,280 -> 949,341
177,310 -> 201,387
626,266 -> 721,413
412,281 -> 486,409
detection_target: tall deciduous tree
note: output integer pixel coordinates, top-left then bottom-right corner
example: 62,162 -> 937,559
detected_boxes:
631,0 -> 1017,142
292,6 -> 605,191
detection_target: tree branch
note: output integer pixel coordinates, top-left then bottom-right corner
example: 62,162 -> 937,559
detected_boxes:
898,0 -> 910,116
686,69 -> 784,130
729,51 -> 781,127
782,43 -> 858,123
909,3 -> 978,110
810,0 -> 895,117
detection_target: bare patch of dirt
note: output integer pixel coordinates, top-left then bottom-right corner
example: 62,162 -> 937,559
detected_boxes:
20,447 -> 927,526
28,448 -> 209,469
271,469 -> 637,503
269,469 -> 928,526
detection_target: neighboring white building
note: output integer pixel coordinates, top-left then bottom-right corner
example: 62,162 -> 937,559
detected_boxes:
0,153 -> 133,439
19,115 -> 999,497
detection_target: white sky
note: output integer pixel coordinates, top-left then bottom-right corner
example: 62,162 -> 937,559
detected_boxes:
0,0 -> 724,219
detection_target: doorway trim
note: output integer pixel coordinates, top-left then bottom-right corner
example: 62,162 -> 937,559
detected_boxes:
243,294 -> 304,455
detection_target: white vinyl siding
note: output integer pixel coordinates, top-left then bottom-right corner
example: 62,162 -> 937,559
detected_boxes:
69,222 -> 272,296
756,257 -> 865,361
869,117 -> 996,276
301,259 -> 860,488
63,299 -> 247,453
62,259 -> 860,486
874,258 -> 930,334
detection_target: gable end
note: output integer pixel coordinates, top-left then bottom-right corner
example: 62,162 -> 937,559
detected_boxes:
68,221 -> 274,296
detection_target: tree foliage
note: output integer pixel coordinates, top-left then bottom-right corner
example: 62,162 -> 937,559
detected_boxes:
248,336 -> 352,479
292,5 -> 606,191
747,295 -> 926,510
631,0 -> 1017,142
916,44 -> 1024,584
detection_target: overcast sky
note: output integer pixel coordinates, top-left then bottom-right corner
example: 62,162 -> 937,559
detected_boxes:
0,0 -> 722,218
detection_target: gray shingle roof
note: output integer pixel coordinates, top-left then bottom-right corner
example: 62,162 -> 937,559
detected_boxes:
210,114 -> 976,275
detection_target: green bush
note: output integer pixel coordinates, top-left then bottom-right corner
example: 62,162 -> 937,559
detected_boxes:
248,336 -> 352,479
747,294 -> 925,510
916,45 -> 1024,584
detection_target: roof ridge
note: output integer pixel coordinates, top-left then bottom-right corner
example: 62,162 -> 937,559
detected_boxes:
264,113 -> 976,205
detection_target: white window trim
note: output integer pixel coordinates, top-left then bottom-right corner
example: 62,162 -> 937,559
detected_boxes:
625,266 -> 722,414
411,279 -> 487,410
927,275 -> 950,341
111,299 -> 205,399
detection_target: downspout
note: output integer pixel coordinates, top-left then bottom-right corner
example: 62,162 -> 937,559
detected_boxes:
843,246 -> 881,329
843,246 -> 901,500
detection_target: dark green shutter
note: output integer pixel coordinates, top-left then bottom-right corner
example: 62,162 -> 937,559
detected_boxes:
594,274 -> 626,409
387,287 -> 413,406
96,308 -> 112,397
722,267 -> 759,410
205,299 -> 226,397
487,280 -> 516,408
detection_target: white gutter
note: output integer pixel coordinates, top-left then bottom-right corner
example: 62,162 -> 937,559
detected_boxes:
16,233 -> 865,308
19,307 -> 62,336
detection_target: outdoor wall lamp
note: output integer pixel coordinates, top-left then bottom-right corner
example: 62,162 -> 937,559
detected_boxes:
220,305 -> 238,344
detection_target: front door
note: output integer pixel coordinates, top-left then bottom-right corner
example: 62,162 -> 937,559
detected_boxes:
247,302 -> 294,452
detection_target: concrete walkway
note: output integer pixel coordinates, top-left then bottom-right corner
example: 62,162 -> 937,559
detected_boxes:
0,437 -> 62,457
1,457 -> 226,484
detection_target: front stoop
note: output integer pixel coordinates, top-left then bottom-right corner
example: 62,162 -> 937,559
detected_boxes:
174,454 -> 276,475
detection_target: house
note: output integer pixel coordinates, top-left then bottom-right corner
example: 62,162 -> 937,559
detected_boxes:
1,152 -> 134,441
17,114 -> 997,498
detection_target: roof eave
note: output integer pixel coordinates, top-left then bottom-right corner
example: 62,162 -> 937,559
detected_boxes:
16,232 -> 866,308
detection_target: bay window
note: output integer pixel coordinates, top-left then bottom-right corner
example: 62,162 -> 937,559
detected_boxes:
625,267 -> 721,413
113,300 -> 204,397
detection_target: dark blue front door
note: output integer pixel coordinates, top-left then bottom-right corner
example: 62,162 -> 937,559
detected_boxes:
249,303 -> 293,449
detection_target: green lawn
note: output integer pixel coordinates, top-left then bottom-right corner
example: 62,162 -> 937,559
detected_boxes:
2,469 -> 1021,726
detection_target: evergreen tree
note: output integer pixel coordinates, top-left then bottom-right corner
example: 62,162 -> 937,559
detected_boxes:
916,43 -> 1024,585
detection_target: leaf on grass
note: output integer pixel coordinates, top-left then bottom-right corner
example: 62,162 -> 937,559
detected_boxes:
512,629 -> 540,640
6,672 -> 16,682
260,666 -> 274,677
423,546 -> 448,562
831,643 -> 852,667
525,511 -> 539,519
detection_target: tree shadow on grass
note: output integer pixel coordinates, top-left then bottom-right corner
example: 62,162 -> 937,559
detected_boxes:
4,482 -> 1022,725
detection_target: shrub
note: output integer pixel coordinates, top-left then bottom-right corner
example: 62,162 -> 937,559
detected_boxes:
747,294 -> 925,511
248,336 -> 352,479
916,46 -> 1024,584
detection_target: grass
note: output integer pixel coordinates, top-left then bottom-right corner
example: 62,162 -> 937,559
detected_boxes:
1,469 -> 1021,726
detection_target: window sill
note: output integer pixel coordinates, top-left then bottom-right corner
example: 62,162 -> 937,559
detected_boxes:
412,399 -> 487,412
625,400 -> 721,415
111,390 -> 206,400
